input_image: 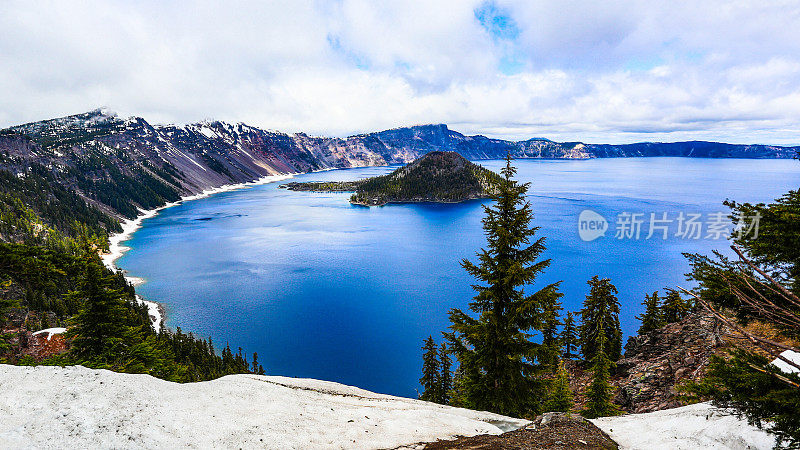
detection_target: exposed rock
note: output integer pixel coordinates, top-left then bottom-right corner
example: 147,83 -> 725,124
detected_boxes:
424,412 -> 617,449
613,312 -> 730,413
567,311 -> 740,414
1,308 -> 68,361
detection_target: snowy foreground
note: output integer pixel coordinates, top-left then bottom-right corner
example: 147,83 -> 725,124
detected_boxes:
0,365 -> 778,449
592,402 -> 775,449
0,365 -> 527,449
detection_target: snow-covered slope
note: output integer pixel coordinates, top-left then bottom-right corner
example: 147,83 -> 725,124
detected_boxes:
0,365 -> 527,449
591,402 -> 775,449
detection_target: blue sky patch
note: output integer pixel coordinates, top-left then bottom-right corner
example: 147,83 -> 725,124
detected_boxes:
474,1 -> 520,41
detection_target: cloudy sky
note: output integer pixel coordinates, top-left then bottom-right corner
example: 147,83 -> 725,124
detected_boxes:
2,1 -> 800,144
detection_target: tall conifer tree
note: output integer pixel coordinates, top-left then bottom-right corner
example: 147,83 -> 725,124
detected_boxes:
559,311 -> 579,360
446,155 -> 562,417
539,293 -> 564,371
636,291 -> 664,334
419,336 -> 440,402
438,342 -> 452,404
0,279 -> 17,356
67,258 -> 145,367
661,288 -> 690,323
578,276 -> 622,362
545,360 -> 574,413
583,323 -> 620,418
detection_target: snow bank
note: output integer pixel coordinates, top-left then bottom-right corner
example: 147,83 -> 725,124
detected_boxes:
99,173 -> 295,332
771,349 -> 800,374
0,365 -> 528,449
30,328 -> 66,341
591,402 -> 775,450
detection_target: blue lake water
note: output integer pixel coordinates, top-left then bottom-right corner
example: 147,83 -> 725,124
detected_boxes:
117,158 -> 800,397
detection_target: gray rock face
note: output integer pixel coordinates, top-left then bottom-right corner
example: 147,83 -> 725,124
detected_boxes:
614,312 -> 730,413
565,311 -> 740,414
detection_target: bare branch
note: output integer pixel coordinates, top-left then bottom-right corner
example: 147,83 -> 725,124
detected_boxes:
678,287 -> 800,375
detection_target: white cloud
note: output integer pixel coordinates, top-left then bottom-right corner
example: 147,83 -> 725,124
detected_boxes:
0,0 -> 799,144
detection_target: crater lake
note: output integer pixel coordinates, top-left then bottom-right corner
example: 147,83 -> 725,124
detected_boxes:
116,157 -> 800,397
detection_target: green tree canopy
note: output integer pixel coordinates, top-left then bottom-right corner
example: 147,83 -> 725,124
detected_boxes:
661,289 -> 691,324
582,322 -> 620,419
419,336 -> 440,402
636,291 -> 663,335
445,155 -> 562,417
578,276 -> 622,362
559,311 -> 579,360
545,360 -> 574,413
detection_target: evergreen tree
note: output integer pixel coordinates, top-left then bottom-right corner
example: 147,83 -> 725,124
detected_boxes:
578,276 -> 622,362
446,155 -> 562,417
560,311 -> 579,360
545,360 -> 574,413
687,349 -> 799,447
661,289 -> 690,324
0,279 -> 17,356
419,336 -> 440,402
438,342 -> 452,404
448,364 -> 468,408
583,324 -> 620,419
684,189 -> 800,447
66,258 -> 146,367
252,352 -> 265,375
636,291 -> 664,335
539,293 -> 564,371
726,190 -> 800,292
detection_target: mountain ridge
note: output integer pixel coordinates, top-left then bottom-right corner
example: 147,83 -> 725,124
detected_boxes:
1,109 -> 796,239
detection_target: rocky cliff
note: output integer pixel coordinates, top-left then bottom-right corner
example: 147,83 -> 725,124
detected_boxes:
566,311 -> 770,414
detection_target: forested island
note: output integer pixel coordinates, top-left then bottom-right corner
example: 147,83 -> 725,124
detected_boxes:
280,151 -> 501,206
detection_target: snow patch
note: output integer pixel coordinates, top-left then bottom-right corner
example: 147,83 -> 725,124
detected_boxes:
31,328 -> 67,341
771,349 -> 800,374
198,125 -> 217,139
591,402 -> 775,449
0,365 -> 527,449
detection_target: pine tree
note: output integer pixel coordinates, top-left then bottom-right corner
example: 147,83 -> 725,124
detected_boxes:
446,154 -> 562,417
578,276 -> 622,362
448,364 -> 468,408
583,323 -> 620,419
545,360 -> 574,413
560,311 -> 579,360
661,289 -> 690,323
0,279 -> 17,356
419,336 -> 440,402
66,258 -> 145,367
636,291 -> 664,335
683,189 -> 800,447
438,342 -> 452,404
539,293 -> 564,371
